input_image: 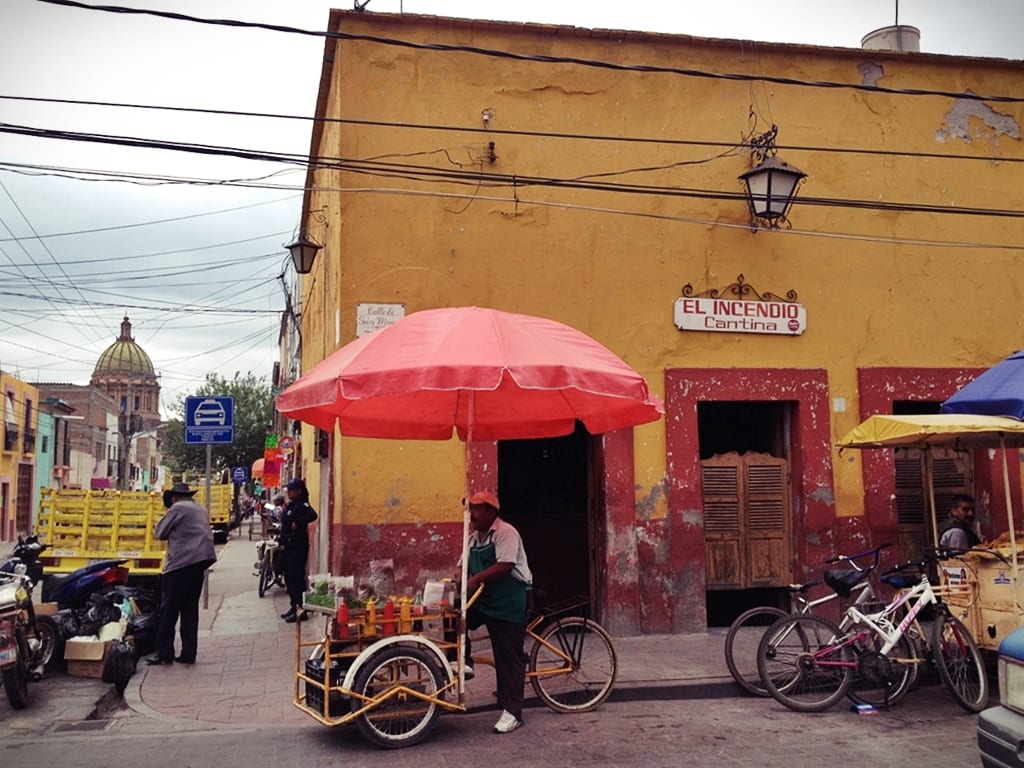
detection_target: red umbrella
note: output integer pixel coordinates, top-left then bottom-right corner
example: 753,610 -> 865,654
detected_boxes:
275,306 -> 663,440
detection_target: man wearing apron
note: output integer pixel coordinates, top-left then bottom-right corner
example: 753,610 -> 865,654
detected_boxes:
465,490 -> 532,734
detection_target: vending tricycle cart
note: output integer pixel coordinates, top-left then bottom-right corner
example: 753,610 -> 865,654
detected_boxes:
293,590 -> 617,747
275,307 -> 664,747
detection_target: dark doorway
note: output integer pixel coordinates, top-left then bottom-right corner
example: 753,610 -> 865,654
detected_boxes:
698,401 -> 791,626
497,422 -> 590,606
697,401 -> 788,459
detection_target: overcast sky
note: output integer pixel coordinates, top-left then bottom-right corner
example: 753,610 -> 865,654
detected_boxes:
1,0 -> 1020,419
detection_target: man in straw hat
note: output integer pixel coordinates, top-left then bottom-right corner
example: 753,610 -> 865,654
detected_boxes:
146,482 -> 217,665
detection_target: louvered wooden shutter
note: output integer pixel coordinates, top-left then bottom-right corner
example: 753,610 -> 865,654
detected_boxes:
746,453 -> 790,587
701,452 -> 791,590
702,454 -> 743,589
893,447 -> 971,562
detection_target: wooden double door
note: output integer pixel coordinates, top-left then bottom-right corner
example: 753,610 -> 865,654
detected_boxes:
702,451 -> 791,590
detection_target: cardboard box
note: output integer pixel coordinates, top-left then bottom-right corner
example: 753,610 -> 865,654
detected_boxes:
64,638 -> 112,679
35,602 -> 58,617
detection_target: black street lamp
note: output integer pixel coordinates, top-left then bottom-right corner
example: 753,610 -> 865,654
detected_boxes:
739,126 -> 806,230
286,234 -> 322,274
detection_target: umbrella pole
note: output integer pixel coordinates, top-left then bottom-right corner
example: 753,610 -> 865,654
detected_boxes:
457,391 -> 474,699
926,449 -> 939,547
1000,437 -> 1019,586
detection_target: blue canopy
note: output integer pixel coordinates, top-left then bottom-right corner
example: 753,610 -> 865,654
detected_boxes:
942,350 -> 1024,420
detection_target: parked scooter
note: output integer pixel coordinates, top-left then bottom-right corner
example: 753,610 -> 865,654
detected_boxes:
0,537 -> 60,709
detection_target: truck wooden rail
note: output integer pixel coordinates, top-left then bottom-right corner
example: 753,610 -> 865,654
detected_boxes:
35,484 -> 234,577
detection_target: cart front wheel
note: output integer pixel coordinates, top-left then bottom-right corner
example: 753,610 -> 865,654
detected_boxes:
353,644 -> 445,748
529,616 -> 617,712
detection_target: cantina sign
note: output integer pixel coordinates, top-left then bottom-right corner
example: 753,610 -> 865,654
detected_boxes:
673,296 -> 806,336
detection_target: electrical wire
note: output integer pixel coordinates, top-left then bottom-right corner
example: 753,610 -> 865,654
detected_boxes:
4,123 -> 1022,224
0,191 -> 299,242
33,0 -> 1024,104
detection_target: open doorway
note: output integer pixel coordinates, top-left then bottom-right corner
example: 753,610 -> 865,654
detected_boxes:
497,422 -> 590,607
699,402 -> 793,626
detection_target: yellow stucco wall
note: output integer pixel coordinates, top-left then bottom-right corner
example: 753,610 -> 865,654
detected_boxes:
296,12 -> 1023,529
0,373 -> 39,535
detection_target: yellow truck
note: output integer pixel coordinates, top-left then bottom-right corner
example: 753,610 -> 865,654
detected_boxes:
35,484 -> 235,579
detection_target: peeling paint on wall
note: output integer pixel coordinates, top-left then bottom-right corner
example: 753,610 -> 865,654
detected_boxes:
858,61 -> 885,87
936,93 -> 1021,144
635,479 -> 665,520
809,485 -> 836,505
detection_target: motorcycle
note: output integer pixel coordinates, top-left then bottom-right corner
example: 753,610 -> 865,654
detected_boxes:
0,537 -> 60,709
0,534 -> 129,612
43,558 -> 130,611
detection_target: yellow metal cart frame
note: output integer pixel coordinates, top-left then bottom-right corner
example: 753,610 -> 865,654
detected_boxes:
294,593 -> 618,748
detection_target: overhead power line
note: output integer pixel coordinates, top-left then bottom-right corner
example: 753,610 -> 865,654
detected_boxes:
3,122 -> 1022,221
3,95 -> 1021,167
35,0 -> 1024,103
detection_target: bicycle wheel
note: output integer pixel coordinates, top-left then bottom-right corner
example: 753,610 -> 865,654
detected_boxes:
931,611 -> 989,712
844,625 -> 918,708
353,645 -> 445,749
258,555 -> 272,598
530,616 -> 617,712
757,614 -> 853,712
724,606 -> 788,696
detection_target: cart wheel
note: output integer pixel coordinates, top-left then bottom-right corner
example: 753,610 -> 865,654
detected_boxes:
529,616 -> 617,712
353,645 -> 445,749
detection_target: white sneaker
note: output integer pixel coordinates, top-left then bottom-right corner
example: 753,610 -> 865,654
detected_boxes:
493,709 -> 522,733
449,661 -> 475,680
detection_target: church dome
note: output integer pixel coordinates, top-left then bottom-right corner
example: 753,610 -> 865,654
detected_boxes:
93,316 -> 156,377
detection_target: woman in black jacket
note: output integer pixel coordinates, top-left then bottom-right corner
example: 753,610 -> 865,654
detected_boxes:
279,478 -> 318,622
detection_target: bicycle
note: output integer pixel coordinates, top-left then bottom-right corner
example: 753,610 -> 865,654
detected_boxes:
725,543 -> 888,696
255,524 -> 284,598
756,548 -> 988,713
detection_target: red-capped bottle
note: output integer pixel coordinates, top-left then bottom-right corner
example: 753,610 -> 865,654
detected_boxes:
336,601 -> 349,638
382,597 -> 396,635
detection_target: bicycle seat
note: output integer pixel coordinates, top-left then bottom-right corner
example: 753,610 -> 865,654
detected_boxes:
823,568 -> 868,597
881,573 -> 917,589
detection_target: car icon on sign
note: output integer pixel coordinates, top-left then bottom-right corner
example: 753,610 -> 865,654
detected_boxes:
193,399 -> 226,426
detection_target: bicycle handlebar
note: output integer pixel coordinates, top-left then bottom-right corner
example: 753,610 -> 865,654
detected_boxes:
824,542 -> 890,569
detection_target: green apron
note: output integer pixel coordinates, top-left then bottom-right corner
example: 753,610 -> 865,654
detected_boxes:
469,536 -> 527,623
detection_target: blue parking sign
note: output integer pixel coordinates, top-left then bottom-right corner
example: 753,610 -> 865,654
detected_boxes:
185,396 -> 234,445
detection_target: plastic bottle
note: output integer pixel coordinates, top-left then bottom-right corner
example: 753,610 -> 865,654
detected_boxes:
399,597 -> 412,633
336,601 -> 349,639
382,597 -> 396,636
364,598 -> 377,637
